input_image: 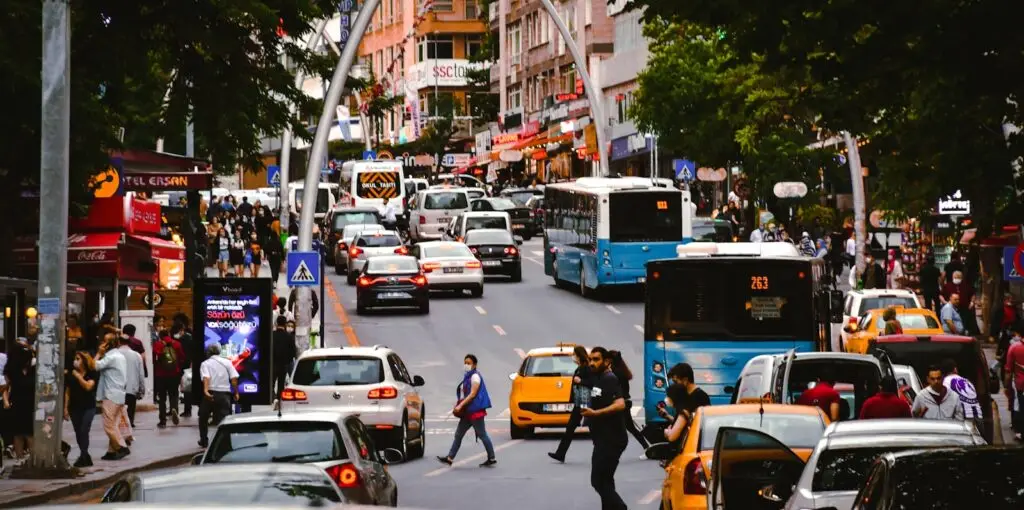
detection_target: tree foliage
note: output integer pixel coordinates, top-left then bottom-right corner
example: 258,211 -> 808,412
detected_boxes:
625,0 -> 1024,227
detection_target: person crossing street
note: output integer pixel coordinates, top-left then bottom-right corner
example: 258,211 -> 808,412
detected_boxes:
437,354 -> 497,467
580,347 -> 629,510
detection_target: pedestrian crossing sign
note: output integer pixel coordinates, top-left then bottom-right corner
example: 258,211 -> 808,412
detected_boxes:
287,251 -> 320,287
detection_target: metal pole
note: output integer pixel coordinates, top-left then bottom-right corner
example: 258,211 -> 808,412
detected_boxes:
295,0 -> 380,350
186,122 -> 195,158
319,245 -> 325,348
433,33 -> 439,120
31,0 -> 72,473
843,131 -> 867,277
538,0 -> 609,177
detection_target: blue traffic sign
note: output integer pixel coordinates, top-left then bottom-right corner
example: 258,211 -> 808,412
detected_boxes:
673,159 -> 696,181
362,150 -> 377,160
267,165 -> 281,186
37,298 -> 61,316
290,239 -> 323,252
287,251 -> 321,287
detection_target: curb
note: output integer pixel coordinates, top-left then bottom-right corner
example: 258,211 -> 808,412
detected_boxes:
0,449 -> 202,509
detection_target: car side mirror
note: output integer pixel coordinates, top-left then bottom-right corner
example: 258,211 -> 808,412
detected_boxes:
412,375 -> 425,387
191,453 -> 204,465
508,373 -> 517,381
514,235 -> 524,245
378,448 -> 404,465
644,442 -> 674,461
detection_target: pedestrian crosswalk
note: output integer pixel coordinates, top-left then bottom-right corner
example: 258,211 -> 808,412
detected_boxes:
426,405 -> 645,422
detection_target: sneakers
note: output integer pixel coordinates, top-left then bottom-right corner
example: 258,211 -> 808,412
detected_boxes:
435,456 -> 453,466
171,413 -> 180,426
547,452 -> 565,463
479,458 -> 497,467
157,422 -> 167,429
198,439 -> 209,448
73,455 -> 93,468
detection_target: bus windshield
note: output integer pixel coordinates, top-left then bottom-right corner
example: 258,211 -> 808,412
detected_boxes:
295,189 -> 331,214
646,259 -> 814,339
609,192 -> 681,242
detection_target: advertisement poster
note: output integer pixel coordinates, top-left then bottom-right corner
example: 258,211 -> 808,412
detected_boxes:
193,278 -> 273,406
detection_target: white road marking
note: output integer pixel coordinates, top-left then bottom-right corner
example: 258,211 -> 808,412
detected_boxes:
498,408 -> 511,417
606,305 -> 622,315
522,256 -> 543,266
532,250 -> 543,257
514,348 -> 527,359
634,324 -> 644,333
493,325 -> 507,336
475,306 -> 487,315
639,489 -> 661,505
424,440 -> 524,477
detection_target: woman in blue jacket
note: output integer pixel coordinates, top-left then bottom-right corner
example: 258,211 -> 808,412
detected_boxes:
437,354 -> 497,467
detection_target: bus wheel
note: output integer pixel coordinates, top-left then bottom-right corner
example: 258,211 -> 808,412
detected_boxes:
580,272 -> 592,299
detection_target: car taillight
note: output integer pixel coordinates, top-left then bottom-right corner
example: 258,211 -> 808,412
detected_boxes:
412,274 -> 428,287
422,262 -> 441,273
280,388 -> 307,401
337,242 -> 347,252
325,463 -> 361,489
349,247 -> 363,257
465,260 -> 481,269
357,276 -> 372,287
470,247 -> 478,254
682,458 -> 707,495
418,216 -> 426,225
505,247 -> 518,255
394,246 -> 409,255
368,386 -> 398,399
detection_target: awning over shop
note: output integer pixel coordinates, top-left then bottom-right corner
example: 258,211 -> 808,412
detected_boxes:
130,234 -> 186,260
14,232 -> 182,281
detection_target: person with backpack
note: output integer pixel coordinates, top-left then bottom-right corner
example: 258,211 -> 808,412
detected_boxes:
152,329 -> 186,429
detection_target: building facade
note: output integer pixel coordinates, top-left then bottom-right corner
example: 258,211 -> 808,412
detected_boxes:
600,0 -> 654,177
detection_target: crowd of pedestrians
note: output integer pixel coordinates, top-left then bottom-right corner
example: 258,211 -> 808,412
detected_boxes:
205,195 -> 284,280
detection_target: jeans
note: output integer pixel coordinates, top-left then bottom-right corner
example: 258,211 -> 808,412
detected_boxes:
1013,389 -> 1023,433
199,392 -> 233,443
553,406 -> 583,457
591,437 -> 628,510
70,406 -> 96,458
446,417 -> 495,460
274,371 -> 288,397
624,400 -> 649,449
125,394 -> 137,427
155,376 -> 181,424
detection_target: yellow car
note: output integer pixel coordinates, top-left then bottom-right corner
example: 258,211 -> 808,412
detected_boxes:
656,404 -> 828,510
507,343 -> 583,439
842,307 -> 944,353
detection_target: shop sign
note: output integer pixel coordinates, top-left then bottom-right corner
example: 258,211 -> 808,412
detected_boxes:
407,59 -> 487,89
938,190 -> 971,215
75,249 -> 114,262
160,259 -> 184,289
127,199 -> 162,235
555,93 -> 578,103
627,133 -> 649,152
493,133 -> 521,145
521,121 -> 541,139
441,153 -> 472,168
560,121 -> 575,134
414,154 -> 436,167
567,99 -> 590,117
869,210 -> 906,229
122,171 -> 213,191
545,104 -> 569,122
584,125 -> 598,154
475,131 -> 492,156
1004,245 -> 1024,283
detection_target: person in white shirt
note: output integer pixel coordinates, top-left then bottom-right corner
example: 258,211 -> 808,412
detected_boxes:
942,359 -> 983,432
94,333 -> 131,460
198,343 -> 239,448
116,336 -> 146,431
749,225 -> 764,242
380,197 -> 398,230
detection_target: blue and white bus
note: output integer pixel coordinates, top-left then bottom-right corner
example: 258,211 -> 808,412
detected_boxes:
641,242 -> 842,424
542,178 -> 684,298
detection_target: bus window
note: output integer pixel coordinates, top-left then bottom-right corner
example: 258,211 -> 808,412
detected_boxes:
609,192 -> 681,242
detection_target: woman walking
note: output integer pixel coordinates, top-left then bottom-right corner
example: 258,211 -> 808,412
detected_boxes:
608,350 -> 650,450
548,345 -> 594,462
65,351 -> 98,467
2,342 -> 36,459
248,232 -> 264,278
214,228 -> 231,277
437,354 -> 497,467
230,227 -> 246,277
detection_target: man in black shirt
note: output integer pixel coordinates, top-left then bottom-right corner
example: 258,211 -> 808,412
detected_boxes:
271,316 -> 296,396
664,363 -> 712,426
580,347 -> 628,510
919,257 -> 941,313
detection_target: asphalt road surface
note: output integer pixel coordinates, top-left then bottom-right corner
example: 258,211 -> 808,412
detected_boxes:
325,237 -> 664,509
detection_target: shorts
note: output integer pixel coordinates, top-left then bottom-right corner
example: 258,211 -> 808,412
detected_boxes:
218,251 -> 230,263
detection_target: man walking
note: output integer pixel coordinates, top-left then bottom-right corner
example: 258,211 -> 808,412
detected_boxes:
941,293 -> 966,335
198,344 -> 239,448
153,329 -> 186,428
580,347 -> 628,510
860,376 -> 912,419
942,359 -> 983,433
272,316 -> 296,396
912,365 -> 964,421
121,324 -> 149,379
116,333 -> 146,433
94,333 -> 131,460
437,354 -> 496,467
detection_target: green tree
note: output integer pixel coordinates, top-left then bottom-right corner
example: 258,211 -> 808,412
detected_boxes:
465,1 -> 499,125
419,94 -> 464,172
630,22 -> 833,225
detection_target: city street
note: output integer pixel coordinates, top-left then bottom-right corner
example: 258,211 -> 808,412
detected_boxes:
321,237 -> 664,509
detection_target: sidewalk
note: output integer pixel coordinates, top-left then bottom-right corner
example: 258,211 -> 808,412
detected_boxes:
0,409 -> 204,508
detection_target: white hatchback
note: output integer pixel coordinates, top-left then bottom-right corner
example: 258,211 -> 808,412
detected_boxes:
409,241 -> 484,297
280,346 -> 427,460
345,230 -> 407,285
335,223 -> 386,274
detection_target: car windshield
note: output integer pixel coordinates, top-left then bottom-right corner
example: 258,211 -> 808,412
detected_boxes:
503,191 -> 537,206
206,422 -> 347,463
356,234 -> 402,247
424,192 -> 469,210
144,478 -> 342,504
699,413 -> 824,451
333,212 -> 379,231
487,199 -> 519,210
292,356 -> 385,386
523,355 -> 576,377
860,296 -> 917,313
294,189 -> 331,214
366,258 -> 419,273
812,442 -> 978,492
896,314 -> 940,329
466,189 -> 485,199
423,244 -> 474,258
343,225 -> 384,240
465,230 -> 514,245
466,216 -> 509,232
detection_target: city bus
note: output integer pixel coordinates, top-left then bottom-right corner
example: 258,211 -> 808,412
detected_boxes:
543,177 -> 683,298
642,242 -> 843,424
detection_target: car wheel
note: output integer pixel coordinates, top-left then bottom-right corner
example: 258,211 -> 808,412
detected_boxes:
393,415 -> 410,461
523,232 -> 533,241
511,265 -> 522,282
509,419 -> 531,439
471,285 -> 483,298
356,299 -> 367,315
419,300 -> 430,314
335,261 -> 344,275
407,408 -> 426,459
346,271 -> 357,285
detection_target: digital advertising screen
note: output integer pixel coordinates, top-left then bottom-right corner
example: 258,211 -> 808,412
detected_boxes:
193,278 -> 273,406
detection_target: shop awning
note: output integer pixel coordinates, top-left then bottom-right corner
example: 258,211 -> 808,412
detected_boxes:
130,234 -> 185,260
14,232 -> 174,282
14,233 -> 126,266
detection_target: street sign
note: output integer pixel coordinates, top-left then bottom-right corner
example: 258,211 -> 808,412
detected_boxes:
37,298 -> 60,316
363,150 -> 377,160
441,153 -> 472,168
1006,245 -> 1024,283
287,251 -> 321,287
773,181 -> 808,198
697,167 -> 727,182
673,159 -> 696,181
267,165 -> 281,187
290,239 -> 323,252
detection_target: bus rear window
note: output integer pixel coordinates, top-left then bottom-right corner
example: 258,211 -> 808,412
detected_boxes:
609,193 -> 681,243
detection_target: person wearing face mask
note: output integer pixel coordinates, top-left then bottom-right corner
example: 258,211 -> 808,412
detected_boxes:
230,228 -> 246,276
548,346 -> 595,463
437,354 -> 496,467
286,320 -> 297,336
851,252 -> 885,289
763,224 -> 778,242
65,351 -> 98,467
749,224 -> 764,242
941,270 -> 976,333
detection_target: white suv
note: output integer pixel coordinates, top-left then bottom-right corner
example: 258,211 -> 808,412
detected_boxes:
837,289 -> 921,350
281,346 -> 427,460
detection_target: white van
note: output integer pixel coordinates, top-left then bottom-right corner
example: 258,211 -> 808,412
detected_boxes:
444,211 -> 513,243
347,161 -> 406,215
289,182 -> 338,221
409,188 -> 471,242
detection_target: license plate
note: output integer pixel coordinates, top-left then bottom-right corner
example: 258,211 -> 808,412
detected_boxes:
482,260 -> 501,266
380,292 -> 410,299
513,223 -> 525,228
544,403 -> 574,412
636,277 -> 647,283
443,267 -> 463,274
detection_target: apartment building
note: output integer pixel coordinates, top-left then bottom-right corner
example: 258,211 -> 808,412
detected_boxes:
359,0 -> 488,146
601,0 -> 653,177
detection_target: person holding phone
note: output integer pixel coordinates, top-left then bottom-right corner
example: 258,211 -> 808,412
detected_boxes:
548,346 -> 594,463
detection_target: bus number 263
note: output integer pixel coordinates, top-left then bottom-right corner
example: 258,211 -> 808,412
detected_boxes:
750,276 -> 769,290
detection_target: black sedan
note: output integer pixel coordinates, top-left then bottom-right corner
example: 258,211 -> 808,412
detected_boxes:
465,228 -> 523,282
470,197 -> 535,240
101,463 -> 346,505
355,255 -> 430,314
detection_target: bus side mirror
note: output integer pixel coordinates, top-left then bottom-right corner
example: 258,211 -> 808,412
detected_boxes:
829,290 -> 844,322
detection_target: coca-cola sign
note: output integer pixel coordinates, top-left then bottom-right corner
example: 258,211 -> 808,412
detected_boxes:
76,250 -> 112,262
128,199 -> 162,235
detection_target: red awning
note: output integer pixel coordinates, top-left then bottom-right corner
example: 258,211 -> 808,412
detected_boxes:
14,233 -> 126,266
130,235 -> 185,260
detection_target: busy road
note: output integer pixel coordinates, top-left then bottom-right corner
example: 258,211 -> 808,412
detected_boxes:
322,237 -> 662,509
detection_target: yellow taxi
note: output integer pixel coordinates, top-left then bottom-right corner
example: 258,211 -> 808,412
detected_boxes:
842,307 -> 944,354
657,404 -> 828,510
507,343 -> 583,439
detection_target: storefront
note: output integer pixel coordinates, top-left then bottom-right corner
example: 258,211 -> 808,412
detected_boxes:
610,132 -> 653,176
